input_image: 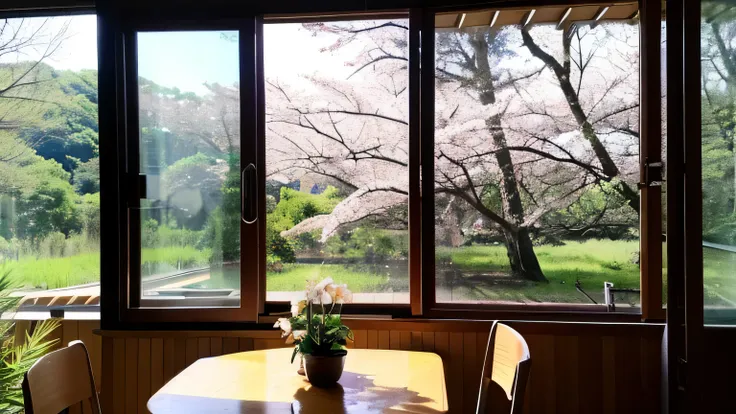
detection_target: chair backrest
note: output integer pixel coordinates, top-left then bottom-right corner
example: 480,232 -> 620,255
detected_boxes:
476,322 -> 532,414
22,340 -> 101,414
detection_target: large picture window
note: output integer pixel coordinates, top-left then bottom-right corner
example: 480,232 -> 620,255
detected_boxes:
105,1 -> 666,324
432,6 -> 643,308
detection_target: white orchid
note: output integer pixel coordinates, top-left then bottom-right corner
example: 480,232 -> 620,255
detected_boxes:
290,299 -> 307,317
285,329 -> 307,345
274,318 -> 292,337
334,284 -> 353,304
276,277 -> 354,364
307,277 -> 334,303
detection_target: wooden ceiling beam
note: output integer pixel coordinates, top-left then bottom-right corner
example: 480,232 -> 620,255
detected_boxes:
522,9 -> 536,27
556,7 -> 572,30
490,10 -> 500,27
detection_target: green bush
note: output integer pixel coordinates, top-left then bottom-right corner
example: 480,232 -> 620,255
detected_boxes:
704,221 -> 736,245
324,227 -> 407,260
266,219 -> 296,263
265,186 -> 342,262
274,186 -> 340,226
39,232 -> 66,257
220,154 -> 241,262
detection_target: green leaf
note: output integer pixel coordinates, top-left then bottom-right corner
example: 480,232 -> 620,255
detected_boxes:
291,347 -> 300,364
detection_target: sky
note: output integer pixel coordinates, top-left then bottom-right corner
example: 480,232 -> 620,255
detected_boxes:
0,15 -> 362,96
0,15 -> 99,71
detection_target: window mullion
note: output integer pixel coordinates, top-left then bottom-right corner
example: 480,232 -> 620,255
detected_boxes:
409,9 -> 423,315
640,0 -> 664,321
241,16 -> 261,321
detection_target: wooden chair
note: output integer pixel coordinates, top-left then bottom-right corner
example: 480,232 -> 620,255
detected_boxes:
476,322 -> 532,414
22,340 -> 101,414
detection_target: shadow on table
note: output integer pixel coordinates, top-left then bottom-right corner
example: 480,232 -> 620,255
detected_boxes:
292,371 -> 446,414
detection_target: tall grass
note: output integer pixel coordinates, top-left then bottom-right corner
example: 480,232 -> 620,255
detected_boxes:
4,246 -> 212,289
2,253 -> 100,289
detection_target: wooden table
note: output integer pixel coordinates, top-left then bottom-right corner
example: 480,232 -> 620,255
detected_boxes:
147,348 -> 448,413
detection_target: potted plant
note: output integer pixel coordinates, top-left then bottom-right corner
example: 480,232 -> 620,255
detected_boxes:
274,277 -> 354,387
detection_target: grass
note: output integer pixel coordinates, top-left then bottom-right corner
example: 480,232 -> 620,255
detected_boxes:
437,240 -> 641,304
267,264 -> 402,293
3,253 -> 100,290
4,240 -> 735,308
703,247 -> 736,306
4,246 -> 211,290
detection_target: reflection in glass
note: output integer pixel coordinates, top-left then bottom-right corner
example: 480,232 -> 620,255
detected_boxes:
264,21 -> 410,303
701,2 -> 736,323
137,31 -> 240,306
434,14 -> 641,306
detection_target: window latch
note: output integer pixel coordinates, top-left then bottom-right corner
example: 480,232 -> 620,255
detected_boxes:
677,357 -> 687,392
639,158 -> 664,188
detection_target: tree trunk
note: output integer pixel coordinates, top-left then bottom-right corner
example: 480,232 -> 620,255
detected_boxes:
503,227 -> 546,282
453,31 -> 548,282
487,113 -> 548,282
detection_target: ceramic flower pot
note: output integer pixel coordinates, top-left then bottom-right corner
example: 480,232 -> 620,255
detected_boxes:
303,354 -> 346,387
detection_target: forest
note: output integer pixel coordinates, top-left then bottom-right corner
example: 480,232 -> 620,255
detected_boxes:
0,12 -> 735,307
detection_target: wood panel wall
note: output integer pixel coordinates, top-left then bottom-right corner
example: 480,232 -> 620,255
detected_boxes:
88,320 -> 662,414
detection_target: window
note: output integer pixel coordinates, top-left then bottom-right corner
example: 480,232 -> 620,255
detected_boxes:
701,2 -> 736,324
263,19 -> 410,304
0,15 -> 99,291
105,1 -> 666,324
119,20 -> 262,322
135,30 -> 242,308
430,4 -> 654,311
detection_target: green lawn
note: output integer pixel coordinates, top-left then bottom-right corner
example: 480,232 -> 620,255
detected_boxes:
4,246 -> 211,290
436,240 -> 641,304
267,264 -> 402,293
703,247 -> 736,306
4,240 -> 735,308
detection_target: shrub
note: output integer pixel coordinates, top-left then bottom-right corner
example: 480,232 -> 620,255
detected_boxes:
324,228 -> 407,260
265,186 -> 341,262
0,269 -> 60,413
266,220 -> 296,263
704,221 -> 736,245
39,232 -> 66,257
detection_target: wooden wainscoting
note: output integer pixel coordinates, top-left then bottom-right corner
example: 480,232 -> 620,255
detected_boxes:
90,320 -> 662,414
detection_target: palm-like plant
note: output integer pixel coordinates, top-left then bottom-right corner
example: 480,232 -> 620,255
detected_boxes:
0,269 -> 60,413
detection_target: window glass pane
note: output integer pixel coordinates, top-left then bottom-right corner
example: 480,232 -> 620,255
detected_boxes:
434,9 -> 641,308
0,16 -> 99,294
137,31 -> 240,307
264,20 -> 410,304
702,2 -> 736,323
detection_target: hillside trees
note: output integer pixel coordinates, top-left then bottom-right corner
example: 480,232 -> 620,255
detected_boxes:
0,18 -> 102,246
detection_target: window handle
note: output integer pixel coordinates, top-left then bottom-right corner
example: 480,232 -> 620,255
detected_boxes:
242,163 -> 258,224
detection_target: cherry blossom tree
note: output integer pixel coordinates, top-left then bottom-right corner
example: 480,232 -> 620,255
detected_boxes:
266,19 -> 640,282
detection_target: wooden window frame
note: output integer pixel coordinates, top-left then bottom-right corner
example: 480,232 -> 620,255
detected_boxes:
98,0 -> 667,328
258,11 -> 419,315
112,15 -> 263,324
417,0 -> 665,322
